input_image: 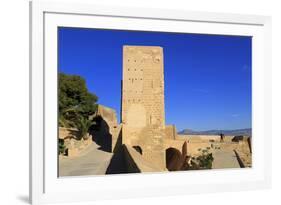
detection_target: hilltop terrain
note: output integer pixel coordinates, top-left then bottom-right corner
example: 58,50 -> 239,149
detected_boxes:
178,128 -> 251,136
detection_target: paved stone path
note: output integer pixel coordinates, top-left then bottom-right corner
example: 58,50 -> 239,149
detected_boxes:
212,150 -> 240,169
59,142 -> 113,177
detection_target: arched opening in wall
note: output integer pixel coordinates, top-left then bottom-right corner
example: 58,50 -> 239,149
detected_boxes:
165,147 -> 183,171
132,146 -> 142,155
89,115 -> 112,152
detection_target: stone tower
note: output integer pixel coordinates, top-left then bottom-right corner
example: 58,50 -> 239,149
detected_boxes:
121,45 -> 166,169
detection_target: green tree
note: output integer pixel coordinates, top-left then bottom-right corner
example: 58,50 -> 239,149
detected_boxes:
58,73 -> 98,128
76,117 -> 95,140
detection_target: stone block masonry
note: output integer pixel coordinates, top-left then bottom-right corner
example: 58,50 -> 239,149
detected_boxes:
121,45 -> 166,169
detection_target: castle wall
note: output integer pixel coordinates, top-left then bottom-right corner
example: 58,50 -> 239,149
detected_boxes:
164,125 -> 177,140
176,134 -> 235,142
121,45 -> 166,169
122,45 -> 165,127
58,127 -> 92,157
92,105 -> 121,153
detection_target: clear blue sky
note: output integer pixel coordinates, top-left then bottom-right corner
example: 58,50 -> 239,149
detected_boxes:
58,27 -> 252,131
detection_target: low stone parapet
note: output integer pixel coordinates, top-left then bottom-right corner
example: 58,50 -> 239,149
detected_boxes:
123,145 -> 166,173
59,127 -> 92,158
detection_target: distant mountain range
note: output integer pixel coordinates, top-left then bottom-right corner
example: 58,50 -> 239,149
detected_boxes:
178,128 -> 252,136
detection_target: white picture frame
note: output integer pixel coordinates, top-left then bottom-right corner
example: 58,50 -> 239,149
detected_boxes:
30,1 -> 272,204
